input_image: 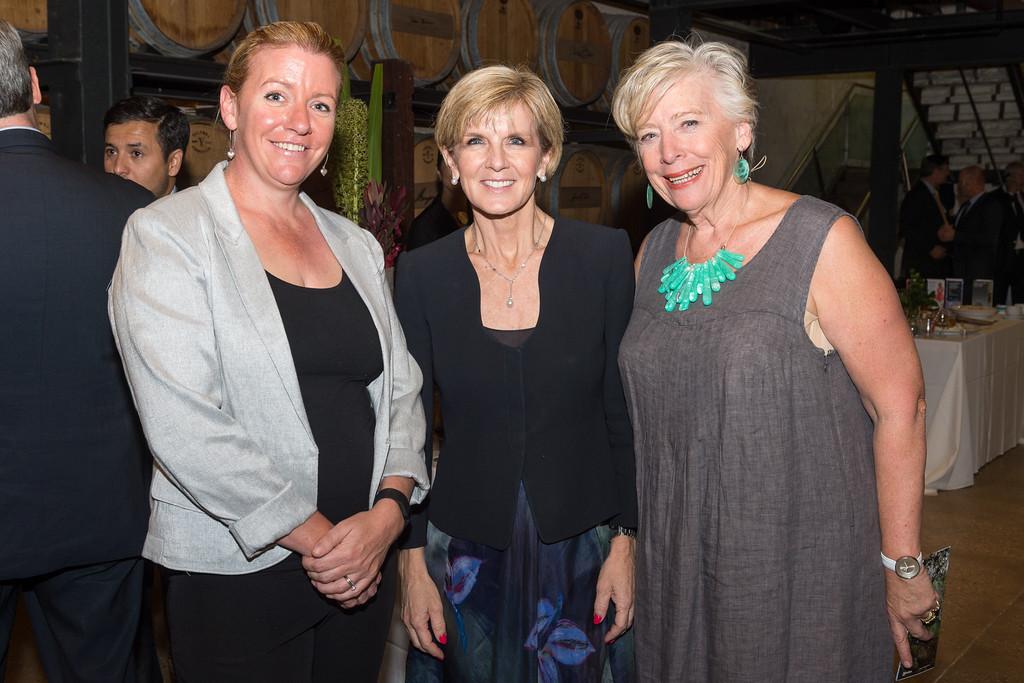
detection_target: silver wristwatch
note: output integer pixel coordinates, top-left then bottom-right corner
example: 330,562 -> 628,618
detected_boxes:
881,552 -> 923,580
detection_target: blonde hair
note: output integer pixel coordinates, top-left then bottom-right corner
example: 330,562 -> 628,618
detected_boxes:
434,65 -> 564,176
224,21 -> 346,93
611,39 -> 759,157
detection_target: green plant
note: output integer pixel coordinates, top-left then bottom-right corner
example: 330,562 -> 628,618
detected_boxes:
332,63 -> 369,222
899,270 -> 940,319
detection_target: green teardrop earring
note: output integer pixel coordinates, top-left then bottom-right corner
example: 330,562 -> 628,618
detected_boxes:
646,183 -> 654,209
733,155 -> 751,184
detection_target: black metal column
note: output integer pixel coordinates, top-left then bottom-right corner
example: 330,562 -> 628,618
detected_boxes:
867,67 -> 903,275
648,1 -> 693,44
45,0 -> 129,166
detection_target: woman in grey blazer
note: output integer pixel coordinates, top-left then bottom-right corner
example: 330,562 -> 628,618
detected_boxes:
108,22 -> 428,682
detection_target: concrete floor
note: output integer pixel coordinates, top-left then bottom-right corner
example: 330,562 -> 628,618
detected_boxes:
4,447 -> 1024,682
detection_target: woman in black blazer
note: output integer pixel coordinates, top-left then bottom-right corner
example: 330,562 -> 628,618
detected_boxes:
396,65 -> 637,682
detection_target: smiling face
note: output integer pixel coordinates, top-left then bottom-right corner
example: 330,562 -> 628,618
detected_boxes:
104,120 -> 181,198
442,103 -> 552,220
219,45 -> 339,191
635,73 -> 752,215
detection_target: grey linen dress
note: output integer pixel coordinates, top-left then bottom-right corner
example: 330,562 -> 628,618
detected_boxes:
618,197 -> 893,682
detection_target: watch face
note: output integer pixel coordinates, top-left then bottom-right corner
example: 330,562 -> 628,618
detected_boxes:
895,556 -> 922,580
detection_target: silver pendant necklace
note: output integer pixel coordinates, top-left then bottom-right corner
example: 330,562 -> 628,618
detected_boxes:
472,212 -> 544,308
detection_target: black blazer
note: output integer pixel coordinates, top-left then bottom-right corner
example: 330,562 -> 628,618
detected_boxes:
900,180 -> 950,279
0,129 -> 153,578
395,219 -> 637,549
952,192 -> 1004,296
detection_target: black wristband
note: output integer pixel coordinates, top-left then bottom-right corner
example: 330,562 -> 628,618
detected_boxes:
373,488 -> 410,525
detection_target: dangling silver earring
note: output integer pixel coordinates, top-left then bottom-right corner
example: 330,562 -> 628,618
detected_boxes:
320,153 -> 329,177
226,130 -> 235,161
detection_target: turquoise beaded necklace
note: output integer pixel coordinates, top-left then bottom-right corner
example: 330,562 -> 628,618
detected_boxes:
658,221 -> 744,312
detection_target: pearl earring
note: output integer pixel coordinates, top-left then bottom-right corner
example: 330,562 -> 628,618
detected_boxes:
226,130 -> 235,161
451,176 -> 459,185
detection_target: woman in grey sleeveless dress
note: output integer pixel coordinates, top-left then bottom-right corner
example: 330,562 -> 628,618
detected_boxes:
609,41 -> 941,681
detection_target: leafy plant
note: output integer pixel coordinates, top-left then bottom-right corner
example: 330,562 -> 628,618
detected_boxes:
331,61 -> 368,222
899,270 -> 940,319
360,180 -> 408,269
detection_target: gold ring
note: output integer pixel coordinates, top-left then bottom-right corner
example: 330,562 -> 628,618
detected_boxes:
344,575 -> 357,591
921,609 -> 937,625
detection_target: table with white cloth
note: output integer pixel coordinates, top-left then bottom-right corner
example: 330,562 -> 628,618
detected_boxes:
915,318 -> 1024,491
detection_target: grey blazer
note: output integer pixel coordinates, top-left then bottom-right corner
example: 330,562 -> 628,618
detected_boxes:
109,162 -> 428,574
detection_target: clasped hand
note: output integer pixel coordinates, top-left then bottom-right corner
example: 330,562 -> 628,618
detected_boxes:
302,506 -> 405,610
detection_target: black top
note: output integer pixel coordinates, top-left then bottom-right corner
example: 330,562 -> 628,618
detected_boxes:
406,194 -> 461,251
0,129 -> 154,579
395,219 -> 637,549
266,272 -> 383,524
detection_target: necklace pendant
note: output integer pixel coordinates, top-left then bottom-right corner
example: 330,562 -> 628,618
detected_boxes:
506,297 -> 514,307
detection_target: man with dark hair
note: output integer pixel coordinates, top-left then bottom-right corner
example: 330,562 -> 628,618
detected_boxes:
0,20 -> 153,681
406,149 -> 470,251
900,153 -> 952,279
104,95 -> 189,198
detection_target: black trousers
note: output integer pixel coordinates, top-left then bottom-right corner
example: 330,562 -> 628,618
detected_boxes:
0,558 -> 145,683
163,551 -> 397,683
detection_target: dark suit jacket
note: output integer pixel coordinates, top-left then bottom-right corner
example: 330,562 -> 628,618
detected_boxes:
395,220 -> 637,549
0,128 -> 153,579
900,180 -> 949,279
952,192 -> 1005,298
406,193 -> 461,252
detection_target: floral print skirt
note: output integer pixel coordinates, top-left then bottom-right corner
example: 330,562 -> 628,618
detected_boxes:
406,485 -> 634,683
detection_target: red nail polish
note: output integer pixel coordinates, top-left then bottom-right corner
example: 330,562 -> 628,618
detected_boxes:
593,614 -> 603,624
439,633 -> 448,645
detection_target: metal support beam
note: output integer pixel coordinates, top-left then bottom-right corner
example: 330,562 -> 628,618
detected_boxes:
648,0 -> 693,43
1007,64 -> 1024,123
749,24 -> 1024,76
959,68 -> 1001,180
44,0 -> 129,166
867,68 -> 903,274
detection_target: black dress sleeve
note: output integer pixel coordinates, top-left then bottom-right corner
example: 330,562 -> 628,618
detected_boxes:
394,253 -> 434,548
603,229 -> 638,529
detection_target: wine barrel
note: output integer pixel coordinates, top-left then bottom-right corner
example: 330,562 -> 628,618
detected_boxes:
531,0 -> 610,107
590,146 -> 654,247
413,134 -> 440,218
460,0 -> 538,72
179,117 -> 230,188
535,146 -> 607,224
598,14 -> 649,110
2,0 -> 46,41
351,0 -> 461,86
245,0 -> 369,64
128,0 -> 247,58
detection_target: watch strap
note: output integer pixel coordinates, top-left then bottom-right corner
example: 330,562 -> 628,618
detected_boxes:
374,488 -> 410,524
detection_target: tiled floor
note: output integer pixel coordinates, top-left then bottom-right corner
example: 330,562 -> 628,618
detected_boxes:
5,448 -> 1024,682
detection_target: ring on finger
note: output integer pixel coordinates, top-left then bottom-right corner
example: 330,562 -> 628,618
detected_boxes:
921,608 -> 938,625
344,575 -> 358,592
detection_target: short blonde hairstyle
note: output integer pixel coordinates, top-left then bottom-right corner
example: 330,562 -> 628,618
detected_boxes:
224,21 -> 346,94
611,39 -> 758,156
434,65 -> 564,176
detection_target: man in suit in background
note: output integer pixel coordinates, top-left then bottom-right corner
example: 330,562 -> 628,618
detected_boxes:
900,154 -> 952,279
0,21 -> 153,682
103,95 -> 189,199
992,161 -> 1024,303
939,165 -> 1005,303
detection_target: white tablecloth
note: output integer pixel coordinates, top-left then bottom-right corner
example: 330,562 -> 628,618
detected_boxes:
915,318 -> 1024,490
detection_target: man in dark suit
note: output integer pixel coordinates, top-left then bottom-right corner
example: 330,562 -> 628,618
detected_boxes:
939,165 -> 1005,303
0,21 -> 153,682
991,161 -> 1024,303
900,154 -> 952,279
